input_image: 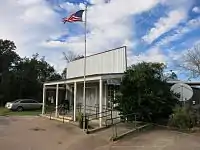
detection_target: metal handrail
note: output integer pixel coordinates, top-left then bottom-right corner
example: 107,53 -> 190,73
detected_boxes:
76,106 -> 97,115
108,112 -> 139,139
86,110 -> 112,119
106,112 -> 139,122
85,109 -> 113,133
76,104 -> 108,117
77,104 -> 107,109
43,105 -> 54,120
47,104 -> 71,121
105,112 -> 139,126
47,103 -> 112,125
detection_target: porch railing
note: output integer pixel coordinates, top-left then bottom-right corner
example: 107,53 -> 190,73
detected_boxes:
45,103 -> 115,125
85,109 -> 113,133
76,103 -> 108,117
109,113 -> 140,139
44,104 -> 73,121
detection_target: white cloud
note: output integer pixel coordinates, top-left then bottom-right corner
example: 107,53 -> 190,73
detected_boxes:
44,0 -> 161,59
128,47 -> 166,66
192,6 -> 200,13
87,0 -> 160,27
0,0 -> 68,72
168,49 -> 185,62
0,0 -> 162,73
155,17 -> 200,47
88,0 -> 107,5
142,9 -> 187,44
149,17 -> 200,71
161,0 -> 194,9
164,38 -> 200,71
1,0 -> 193,73
188,17 -> 200,26
59,2 -> 85,13
17,0 -> 42,6
194,40 -> 200,45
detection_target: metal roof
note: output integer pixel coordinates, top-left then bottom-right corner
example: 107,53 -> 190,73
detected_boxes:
167,80 -> 200,86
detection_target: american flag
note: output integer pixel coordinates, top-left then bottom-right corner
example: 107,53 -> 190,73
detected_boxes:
63,10 -> 85,23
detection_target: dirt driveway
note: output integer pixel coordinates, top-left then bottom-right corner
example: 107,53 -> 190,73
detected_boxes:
1,116 -> 200,150
111,129 -> 200,150
0,116 -> 110,150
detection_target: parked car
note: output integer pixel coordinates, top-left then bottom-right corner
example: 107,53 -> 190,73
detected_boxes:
5,99 -> 42,111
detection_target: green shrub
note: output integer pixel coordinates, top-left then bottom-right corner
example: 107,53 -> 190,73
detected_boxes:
168,106 -> 197,129
76,112 -> 89,129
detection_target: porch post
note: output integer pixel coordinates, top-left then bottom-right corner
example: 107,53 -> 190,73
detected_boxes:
99,79 -> 103,127
104,83 -> 107,107
42,85 -> 46,115
65,84 -> 68,100
55,84 -> 59,117
73,82 -> 77,121
65,84 -> 70,104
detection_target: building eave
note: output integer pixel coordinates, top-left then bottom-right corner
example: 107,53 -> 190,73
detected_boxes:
43,73 -> 124,86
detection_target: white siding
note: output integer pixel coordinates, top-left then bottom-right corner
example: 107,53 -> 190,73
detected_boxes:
74,82 -> 121,117
75,82 -> 108,114
67,46 -> 127,79
76,82 -> 99,105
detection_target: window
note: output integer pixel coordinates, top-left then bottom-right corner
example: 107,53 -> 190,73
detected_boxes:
20,100 -> 29,103
12,99 -> 21,103
107,85 -> 120,109
29,100 -> 38,103
20,99 -> 37,103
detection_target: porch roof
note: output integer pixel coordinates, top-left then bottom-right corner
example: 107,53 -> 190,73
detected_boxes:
43,73 -> 124,86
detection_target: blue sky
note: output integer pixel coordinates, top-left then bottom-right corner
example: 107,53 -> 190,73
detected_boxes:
0,0 -> 200,80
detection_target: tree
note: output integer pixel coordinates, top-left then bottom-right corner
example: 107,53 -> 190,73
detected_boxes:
0,38 -> 62,105
11,54 -> 62,100
170,71 -> 178,79
114,62 -> 178,122
62,51 -> 84,63
0,39 -> 19,70
0,39 -> 20,105
62,51 -> 84,79
61,68 -> 67,79
165,70 -> 178,81
180,44 -> 200,78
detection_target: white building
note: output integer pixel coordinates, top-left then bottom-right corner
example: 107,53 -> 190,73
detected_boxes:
42,46 -> 127,127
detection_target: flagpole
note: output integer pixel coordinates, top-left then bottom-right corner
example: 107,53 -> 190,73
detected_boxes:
83,4 -> 87,131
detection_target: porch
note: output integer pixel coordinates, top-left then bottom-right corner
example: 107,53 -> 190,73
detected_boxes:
42,74 -> 123,127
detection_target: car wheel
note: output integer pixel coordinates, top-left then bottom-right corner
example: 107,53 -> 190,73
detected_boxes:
17,106 -> 23,112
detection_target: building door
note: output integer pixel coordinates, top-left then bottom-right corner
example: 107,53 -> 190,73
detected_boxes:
107,85 -> 120,109
86,87 -> 97,106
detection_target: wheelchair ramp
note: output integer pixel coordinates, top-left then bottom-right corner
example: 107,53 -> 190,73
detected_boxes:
92,122 -> 149,141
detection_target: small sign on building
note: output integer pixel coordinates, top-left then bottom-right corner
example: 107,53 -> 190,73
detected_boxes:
106,79 -> 121,85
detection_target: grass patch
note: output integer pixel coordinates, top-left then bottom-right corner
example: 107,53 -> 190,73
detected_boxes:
0,108 -> 10,116
0,107 -> 41,116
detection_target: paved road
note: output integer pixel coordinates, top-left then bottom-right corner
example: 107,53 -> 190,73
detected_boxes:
1,116 -> 200,150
